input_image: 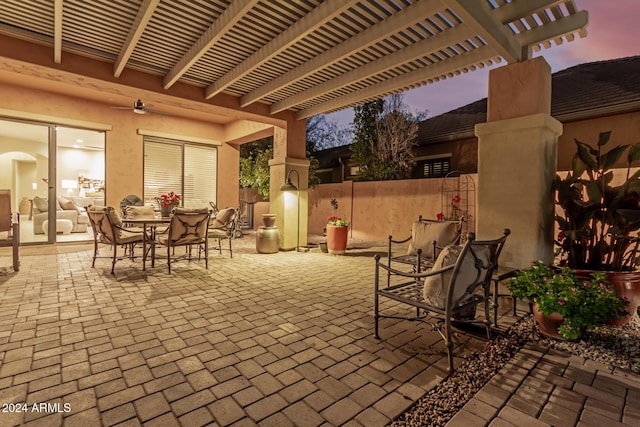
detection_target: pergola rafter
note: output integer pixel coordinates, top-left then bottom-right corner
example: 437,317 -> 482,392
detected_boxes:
0,0 -> 588,119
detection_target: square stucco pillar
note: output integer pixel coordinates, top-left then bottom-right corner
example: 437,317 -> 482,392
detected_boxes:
475,57 -> 562,269
269,124 -> 309,250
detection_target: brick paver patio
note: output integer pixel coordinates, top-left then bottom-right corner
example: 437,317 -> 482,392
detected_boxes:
1,234 -> 638,426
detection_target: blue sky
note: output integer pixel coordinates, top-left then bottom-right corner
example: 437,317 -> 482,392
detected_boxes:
325,0 -> 639,127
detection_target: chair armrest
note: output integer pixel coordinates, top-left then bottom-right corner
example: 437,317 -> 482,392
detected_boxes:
113,223 -> 146,236
375,254 -> 454,279
388,234 -> 412,245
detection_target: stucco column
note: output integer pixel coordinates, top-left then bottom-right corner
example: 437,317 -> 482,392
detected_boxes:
269,123 -> 309,250
475,57 -> 562,269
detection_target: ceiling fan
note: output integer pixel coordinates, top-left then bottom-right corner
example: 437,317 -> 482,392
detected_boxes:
111,99 -> 170,115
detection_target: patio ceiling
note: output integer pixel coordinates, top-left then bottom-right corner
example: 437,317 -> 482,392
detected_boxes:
0,0 -> 587,120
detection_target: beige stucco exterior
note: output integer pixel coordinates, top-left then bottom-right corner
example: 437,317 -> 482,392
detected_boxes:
0,37 -> 310,249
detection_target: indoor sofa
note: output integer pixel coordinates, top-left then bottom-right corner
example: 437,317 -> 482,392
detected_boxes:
32,196 -> 90,234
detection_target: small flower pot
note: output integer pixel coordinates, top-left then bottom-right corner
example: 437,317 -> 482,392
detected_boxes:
160,205 -> 173,218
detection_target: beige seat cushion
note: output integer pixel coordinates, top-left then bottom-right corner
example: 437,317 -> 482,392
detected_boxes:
124,205 -> 155,218
422,244 -> 490,309
407,221 -> 459,259
210,208 -> 236,229
104,206 -> 123,228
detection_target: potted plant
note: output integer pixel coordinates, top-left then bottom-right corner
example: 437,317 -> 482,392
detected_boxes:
507,261 -> 628,340
554,131 -> 640,323
157,192 -> 181,217
326,198 -> 349,254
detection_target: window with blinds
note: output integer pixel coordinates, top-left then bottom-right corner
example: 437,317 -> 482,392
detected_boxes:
413,158 -> 451,178
143,137 -> 217,208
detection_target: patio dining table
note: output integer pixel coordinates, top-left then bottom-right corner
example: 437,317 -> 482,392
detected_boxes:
122,215 -> 170,269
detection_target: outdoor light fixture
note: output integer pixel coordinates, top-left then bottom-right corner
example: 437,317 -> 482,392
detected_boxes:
280,169 -> 300,252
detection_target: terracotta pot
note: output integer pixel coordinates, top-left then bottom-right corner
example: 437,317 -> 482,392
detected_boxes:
531,302 -> 565,339
262,213 -> 276,228
575,270 -> 640,325
326,225 -> 348,255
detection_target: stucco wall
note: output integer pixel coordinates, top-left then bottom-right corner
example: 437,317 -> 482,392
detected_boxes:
305,111 -> 640,248
0,82 -> 240,209
308,177 -> 475,243
558,112 -> 640,170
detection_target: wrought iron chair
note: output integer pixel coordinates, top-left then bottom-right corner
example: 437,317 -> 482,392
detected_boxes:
207,207 -> 238,258
0,189 -> 20,272
86,205 -> 146,274
374,229 -> 510,373
387,217 -> 462,285
155,208 -> 211,273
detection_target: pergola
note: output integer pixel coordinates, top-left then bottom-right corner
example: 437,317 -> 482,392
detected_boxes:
0,0 -> 587,260
0,0 -> 587,117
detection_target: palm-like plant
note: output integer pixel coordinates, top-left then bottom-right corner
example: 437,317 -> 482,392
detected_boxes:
554,131 -> 640,270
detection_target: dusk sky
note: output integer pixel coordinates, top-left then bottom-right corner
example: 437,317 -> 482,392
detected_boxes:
326,0 -> 640,127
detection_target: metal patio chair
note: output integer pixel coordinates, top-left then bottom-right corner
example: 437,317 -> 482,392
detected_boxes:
86,205 -> 146,274
155,208 -> 211,273
387,217 -> 462,285
207,207 -> 238,258
374,229 -> 510,373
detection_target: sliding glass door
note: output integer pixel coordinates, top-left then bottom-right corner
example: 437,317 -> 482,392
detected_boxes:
55,126 -> 105,242
0,119 -> 52,243
0,118 -> 105,244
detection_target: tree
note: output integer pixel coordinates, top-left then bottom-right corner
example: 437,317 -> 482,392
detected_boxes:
374,93 -> 422,179
239,127 -> 322,199
350,99 -> 384,181
350,95 -> 425,181
239,138 -> 272,199
306,115 -> 353,152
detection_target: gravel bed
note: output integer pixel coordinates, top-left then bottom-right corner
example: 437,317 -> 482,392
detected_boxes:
390,314 -> 640,427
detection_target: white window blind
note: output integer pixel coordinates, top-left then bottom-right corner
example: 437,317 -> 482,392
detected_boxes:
143,137 -> 217,208
184,145 -> 217,208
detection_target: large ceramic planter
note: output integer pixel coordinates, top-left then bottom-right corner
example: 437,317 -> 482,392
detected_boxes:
326,225 -> 348,255
575,270 -> 640,325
